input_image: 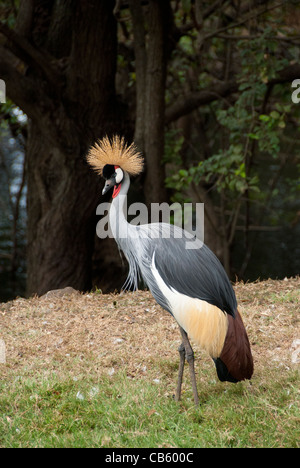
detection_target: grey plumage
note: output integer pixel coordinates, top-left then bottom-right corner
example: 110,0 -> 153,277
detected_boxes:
110,172 -> 236,319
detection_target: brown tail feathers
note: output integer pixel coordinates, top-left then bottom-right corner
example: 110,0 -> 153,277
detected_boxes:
214,310 -> 253,383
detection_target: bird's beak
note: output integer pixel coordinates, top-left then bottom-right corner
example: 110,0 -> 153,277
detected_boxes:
102,175 -> 116,195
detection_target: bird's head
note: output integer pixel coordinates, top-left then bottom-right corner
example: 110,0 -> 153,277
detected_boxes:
86,135 -> 143,198
102,164 -> 124,198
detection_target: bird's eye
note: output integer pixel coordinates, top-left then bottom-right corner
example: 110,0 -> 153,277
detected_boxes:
115,167 -> 123,184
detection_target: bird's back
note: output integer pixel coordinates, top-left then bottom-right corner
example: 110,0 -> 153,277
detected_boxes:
123,222 -> 236,317
120,222 -> 253,383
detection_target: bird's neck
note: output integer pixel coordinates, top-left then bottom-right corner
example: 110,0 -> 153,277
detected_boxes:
109,171 -> 131,241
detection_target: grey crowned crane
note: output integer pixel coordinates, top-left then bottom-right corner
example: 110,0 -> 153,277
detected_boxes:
87,136 -> 253,405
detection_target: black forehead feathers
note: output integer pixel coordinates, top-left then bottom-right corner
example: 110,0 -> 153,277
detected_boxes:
102,164 -> 115,180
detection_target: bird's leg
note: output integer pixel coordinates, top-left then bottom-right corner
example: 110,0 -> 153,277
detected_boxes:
178,327 -> 200,406
175,342 -> 185,402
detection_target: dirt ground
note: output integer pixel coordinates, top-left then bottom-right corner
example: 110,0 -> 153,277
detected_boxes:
0,278 -> 299,382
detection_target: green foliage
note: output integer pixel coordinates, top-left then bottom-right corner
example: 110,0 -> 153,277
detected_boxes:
164,129 -> 184,166
166,30 -> 293,201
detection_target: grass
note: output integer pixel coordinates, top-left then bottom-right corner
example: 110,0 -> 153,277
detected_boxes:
0,278 -> 299,448
1,367 -> 299,448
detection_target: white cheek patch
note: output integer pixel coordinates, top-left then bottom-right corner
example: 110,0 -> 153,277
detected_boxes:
115,167 -> 123,184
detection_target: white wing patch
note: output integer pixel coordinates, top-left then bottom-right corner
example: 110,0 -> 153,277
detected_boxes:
150,253 -> 228,358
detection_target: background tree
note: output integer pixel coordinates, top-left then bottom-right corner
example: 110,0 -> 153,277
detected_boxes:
0,1 -> 127,296
0,0 -> 299,300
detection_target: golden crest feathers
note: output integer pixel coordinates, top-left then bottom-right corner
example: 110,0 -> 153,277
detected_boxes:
87,135 -> 143,177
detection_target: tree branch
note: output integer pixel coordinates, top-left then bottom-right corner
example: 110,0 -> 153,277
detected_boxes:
0,20 -> 63,89
0,45 -> 42,119
165,62 -> 300,124
165,80 -> 238,124
216,34 -> 300,43
202,1 -> 290,43
0,46 -> 76,151
269,63 -> 300,85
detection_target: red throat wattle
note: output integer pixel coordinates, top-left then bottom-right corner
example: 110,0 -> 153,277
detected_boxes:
112,165 -> 121,198
112,184 -> 121,198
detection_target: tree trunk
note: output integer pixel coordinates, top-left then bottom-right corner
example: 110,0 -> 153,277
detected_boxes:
130,0 -> 171,205
26,124 -> 97,295
16,0 -> 124,296
143,0 -> 170,204
129,0 -> 147,153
